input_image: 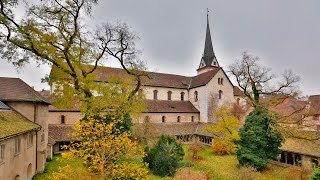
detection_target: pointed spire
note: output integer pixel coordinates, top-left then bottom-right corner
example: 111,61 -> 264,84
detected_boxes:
199,9 -> 219,69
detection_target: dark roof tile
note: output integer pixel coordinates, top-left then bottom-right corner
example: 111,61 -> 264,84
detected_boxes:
145,100 -> 199,113
0,77 -> 50,104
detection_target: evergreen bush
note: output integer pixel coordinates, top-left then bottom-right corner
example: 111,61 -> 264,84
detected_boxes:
236,109 -> 283,170
143,135 -> 184,177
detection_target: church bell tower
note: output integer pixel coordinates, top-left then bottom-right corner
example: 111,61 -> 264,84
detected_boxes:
197,9 -> 220,75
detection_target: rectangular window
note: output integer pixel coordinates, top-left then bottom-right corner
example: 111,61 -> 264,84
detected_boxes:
14,138 -> 20,155
27,133 -> 33,147
0,144 -> 4,163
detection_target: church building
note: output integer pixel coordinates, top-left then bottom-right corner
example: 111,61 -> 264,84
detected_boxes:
42,14 -> 245,154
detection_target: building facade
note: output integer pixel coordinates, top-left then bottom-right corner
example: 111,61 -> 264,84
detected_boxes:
0,77 -> 50,180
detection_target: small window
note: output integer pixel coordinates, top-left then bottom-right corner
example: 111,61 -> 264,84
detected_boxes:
27,133 -> 33,148
0,144 -> 4,163
237,98 -> 240,105
162,116 -> 166,123
194,91 -> 198,102
153,90 -> 158,100
61,115 -> 65,124
221,78 -> 223,85
191,116 -> 194,122
218,78 -> 220,84
219,90 -> 223,100
14,138 -> 21,155
177,116 -> 181,123
180,92 -> 185,101
167,91 -> 172,100
41,133 -> 45,142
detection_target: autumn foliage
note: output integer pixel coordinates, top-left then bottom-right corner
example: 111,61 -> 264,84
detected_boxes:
69,114 -> 148,179
206,105 -> 240,155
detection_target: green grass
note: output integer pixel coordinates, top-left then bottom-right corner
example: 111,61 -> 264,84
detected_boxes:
34,145 -> 296,180
32,154 -> 97,180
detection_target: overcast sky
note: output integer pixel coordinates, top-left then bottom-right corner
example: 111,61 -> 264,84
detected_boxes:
1,0 -> 319,96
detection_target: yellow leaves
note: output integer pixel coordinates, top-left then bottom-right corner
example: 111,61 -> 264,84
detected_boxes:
68,117 -> 147,179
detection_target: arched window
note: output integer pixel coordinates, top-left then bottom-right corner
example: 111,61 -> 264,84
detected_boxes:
191,116 -> 194,122
218,78 -> 220,84
167,91 -> 172,100
180,92 -> 185,101
162,116 -> 166,123
153,90 -> 158,100
61,115 -> 65,124
237,98 -> 240,105
221,78 -> 224,85
177,116 -> 181,123
194,91 -> 198,102
219,90 -> 223,99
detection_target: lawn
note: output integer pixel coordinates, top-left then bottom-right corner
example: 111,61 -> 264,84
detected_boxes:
34,146 -> 305,180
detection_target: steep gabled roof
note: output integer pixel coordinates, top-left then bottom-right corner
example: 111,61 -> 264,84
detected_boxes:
0,103 -> 40,140
0,77 -> 50,104
50,65 -> 222,89
145,100 -> 199,113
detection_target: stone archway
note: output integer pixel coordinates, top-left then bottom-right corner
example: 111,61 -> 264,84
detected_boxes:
27,163 -> 32,180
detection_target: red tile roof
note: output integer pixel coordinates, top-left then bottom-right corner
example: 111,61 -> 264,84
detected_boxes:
145,100 -> 199,113
0,77 -> 50,104
50,65 -> 222,89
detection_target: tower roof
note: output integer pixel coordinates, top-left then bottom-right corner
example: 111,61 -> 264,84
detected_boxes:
199,10 -> 219,69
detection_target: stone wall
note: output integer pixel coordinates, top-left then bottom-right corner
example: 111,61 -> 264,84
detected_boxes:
0,132 -> 37,180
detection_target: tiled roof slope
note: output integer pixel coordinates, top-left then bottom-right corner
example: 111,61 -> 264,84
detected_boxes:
145,100 -> 200,113
0,108 -> 40,140
50,65 -> 222,89
233,86 -> 245,97
48,124 -> 74,142
0,77 -> 50,104
281,137 -> 320,157
134,123 -> 199,137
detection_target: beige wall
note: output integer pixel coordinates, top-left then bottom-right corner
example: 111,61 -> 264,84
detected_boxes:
143,86 -> 189,101
0,132 -> 37,180
135,113 -> 200,124
7,102 -> 48,172
48,111 -> 83,125
189,69 -> 235,123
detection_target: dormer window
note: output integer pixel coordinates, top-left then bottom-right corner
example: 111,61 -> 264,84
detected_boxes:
194,91 -> 198,102
167,91 -> 172,100
153,90 -> 158,100
61,115 -> 65,124
180,92 -> 185,101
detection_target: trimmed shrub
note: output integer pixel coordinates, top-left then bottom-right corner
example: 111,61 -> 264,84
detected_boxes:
143,135 -> 184,177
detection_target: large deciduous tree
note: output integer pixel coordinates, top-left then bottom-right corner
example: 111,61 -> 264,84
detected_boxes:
229,51 -> 300,108
0,0 -> 148,177
229,52 -> 299,170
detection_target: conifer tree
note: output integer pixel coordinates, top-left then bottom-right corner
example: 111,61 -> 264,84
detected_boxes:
236,109 -> 283,170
